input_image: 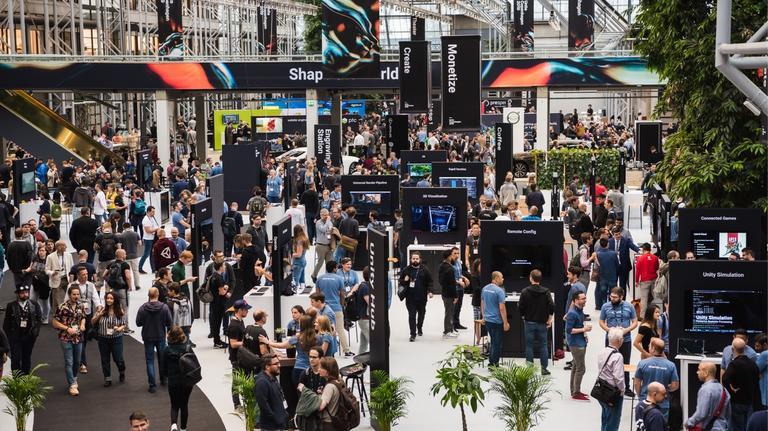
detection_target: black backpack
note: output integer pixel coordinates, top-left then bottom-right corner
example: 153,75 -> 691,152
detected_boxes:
635,403 -> 659,431
329,381 -> 361,431
106,261 -> 126,289
222,215 -> 237,238
99,234 -> 117,260
178,345 -> 202,387
344,285 -> 362,322
248,196 -> 267,217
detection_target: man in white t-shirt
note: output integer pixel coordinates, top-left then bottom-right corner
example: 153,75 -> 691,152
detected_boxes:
285,199 -> 305,232
93,183 -> 108,225
138,206 -> 160,274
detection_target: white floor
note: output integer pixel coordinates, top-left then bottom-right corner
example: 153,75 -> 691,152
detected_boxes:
1,193 -> 651,431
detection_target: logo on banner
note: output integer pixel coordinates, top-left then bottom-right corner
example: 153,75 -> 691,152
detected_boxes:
506,111 -> 521,124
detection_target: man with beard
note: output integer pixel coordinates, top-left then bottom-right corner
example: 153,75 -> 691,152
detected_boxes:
254,354 -> 288,430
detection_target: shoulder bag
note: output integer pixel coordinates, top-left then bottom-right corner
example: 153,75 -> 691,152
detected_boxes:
590,349 -> 623,406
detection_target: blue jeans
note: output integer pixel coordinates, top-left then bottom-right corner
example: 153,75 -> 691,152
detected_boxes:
292,256 -> 306,286
486,322 -> 503,367
98,336 -> 126,380
60,341 -> 83,386
139,238 -> 154,272
595,280 -> 612,310
267,195 -> 281,204
524,321 -> 549,370
599,399 -> 623,431
143,339 -> 166,388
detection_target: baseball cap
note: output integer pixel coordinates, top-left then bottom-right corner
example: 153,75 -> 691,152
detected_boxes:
15,285 -> 30,293
233,299 -> 252,310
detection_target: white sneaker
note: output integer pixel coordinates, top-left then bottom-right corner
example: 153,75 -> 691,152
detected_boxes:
170,424 -> 178,431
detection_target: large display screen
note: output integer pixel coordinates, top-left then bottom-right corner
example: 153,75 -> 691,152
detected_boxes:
438,177 -> 477,199
222,114 -> 240,124
691,232 -> 747,259
490,245 -> 552,282
253,117 -> 282,133
685,289 -> 765,334
408,163 -> 432,181
21,171 -> 35,195
349,191 -> 391,215
411,205 -> 458,233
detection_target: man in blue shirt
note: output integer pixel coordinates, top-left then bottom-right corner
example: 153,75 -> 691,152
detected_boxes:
634,338 -> 679,419
265,170 -> 282,204
521,206 -> 542,221
309,291 -> 336,327
564,266 -> 587,315
686,362 -> 731,431
565,291 -> 591,399
315,260 -> 354,356
595,238 -> 619,309
599,286 -> 638,396
336,257 -> 360,293
171,201 -> 190,237
481,271 -> 509,368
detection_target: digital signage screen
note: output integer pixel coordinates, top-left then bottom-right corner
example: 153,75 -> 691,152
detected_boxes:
490,245 -> 552,284
685,289 -> 766,334
408,163 -> 432,181
438,176 -> 477,199
349,191 -> 391,215
411,205 -> 458,233
691,232 -> 748,259
21,171 -> 36,195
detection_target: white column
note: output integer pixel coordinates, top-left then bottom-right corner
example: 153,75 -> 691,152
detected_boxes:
306,89 -> 319,157
536,87 -> 550,152
155,91 -> 172,164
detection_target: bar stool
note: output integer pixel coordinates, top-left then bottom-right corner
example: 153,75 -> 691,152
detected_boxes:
340,352 -> 370,417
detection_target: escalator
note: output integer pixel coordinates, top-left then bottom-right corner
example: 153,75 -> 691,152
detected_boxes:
0,90 -> 124,164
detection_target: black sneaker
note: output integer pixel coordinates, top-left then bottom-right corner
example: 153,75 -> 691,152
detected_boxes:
139,270 -> 148,275
208,333 -> 214,339
624,389 -> 635,398
455,324 -> 468,330
119,372 -> 125,383
344,351 -> 355,357
148,386 -> 157,393
417,330 -> 423,336
409,336 -> 415,342
541,369 -> 551,376
564,364 -> 573,370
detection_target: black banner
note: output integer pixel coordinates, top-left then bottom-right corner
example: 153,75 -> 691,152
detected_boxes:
257,7 -> 278,55
513,0 -> 534,51
568,0 -> 595,50
441,35 -> 481,131
428,100 -> 441,131
157,0 -> 183,57
495,123 -> 513,188
368,228 -> 390,382
322,0 -> 381,77
399,41 -> 431,113
410,16 -> 425,41
314,125 -> 342,167
384,115 -> 410,157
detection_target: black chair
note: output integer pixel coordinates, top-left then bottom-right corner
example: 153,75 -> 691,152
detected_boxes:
340,352 -> 370,417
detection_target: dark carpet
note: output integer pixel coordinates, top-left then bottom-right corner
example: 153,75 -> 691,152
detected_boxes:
32,326 -> 225,431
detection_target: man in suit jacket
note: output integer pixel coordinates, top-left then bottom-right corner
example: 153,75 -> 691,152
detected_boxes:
607,227 -> 640,291
44,240 -> 74,324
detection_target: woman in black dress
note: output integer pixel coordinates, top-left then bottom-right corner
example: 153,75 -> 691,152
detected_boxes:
633,304 -> 661,359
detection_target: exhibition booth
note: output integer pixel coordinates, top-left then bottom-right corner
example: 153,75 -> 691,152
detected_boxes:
430,162 -> 485,204
400,187 -> 468,266
677,208 -> 764,260
399,150 -> 448,183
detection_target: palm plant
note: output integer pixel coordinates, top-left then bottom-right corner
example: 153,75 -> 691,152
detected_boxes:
430,345 -> 487,431
230,368 -> 259,431
1,364 -> 52,431
368,370 -> 414,431
489,363 -> 557,431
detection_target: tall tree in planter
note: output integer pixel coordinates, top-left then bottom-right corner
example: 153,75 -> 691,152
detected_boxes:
1,364 -> 52,431
430,345 -> 488,431
489,364 -> 557,431
633,0 -> 767,212
369,370 -> 414,431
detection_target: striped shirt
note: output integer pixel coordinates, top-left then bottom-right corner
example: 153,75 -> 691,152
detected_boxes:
95,312 -> 128,339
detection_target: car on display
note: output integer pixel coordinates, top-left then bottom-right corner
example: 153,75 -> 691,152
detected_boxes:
276,147 -> 360,175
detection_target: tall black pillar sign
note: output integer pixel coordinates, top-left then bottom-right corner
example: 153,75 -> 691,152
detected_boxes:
368,228 -> 390,378
385,115 -> 410,157
441,35 -> 481,131
314,125 -> 342,167
513,0 -> 534,51
399,41 -> 431,113
410,16 -> 425,41
495,123 -> 513,188
568,0 -> 595,50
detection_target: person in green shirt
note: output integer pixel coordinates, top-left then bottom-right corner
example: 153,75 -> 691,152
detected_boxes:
171,251 -> 197,297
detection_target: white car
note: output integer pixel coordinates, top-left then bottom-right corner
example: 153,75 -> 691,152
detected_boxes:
276,147 -> 360,175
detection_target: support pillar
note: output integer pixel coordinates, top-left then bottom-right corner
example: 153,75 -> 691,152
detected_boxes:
155,91 -> 172,164
306,89 -> 319,157
535,87 -> 550,152
194,95 -> 207,160
330,92 -> 342,129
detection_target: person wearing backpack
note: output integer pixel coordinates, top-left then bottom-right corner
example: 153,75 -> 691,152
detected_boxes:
221,202 -> 243,257
94,222 -> 122,288
318,357 -> 360,431
246,187 -> 268,218
130,192 -> 147,233
160,326 -> 197,431
634,382 -> 668,431
349,266 -> 371,354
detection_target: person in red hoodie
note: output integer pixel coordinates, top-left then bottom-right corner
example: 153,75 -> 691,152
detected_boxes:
151,229 -> 179,272
635,243 -> 659,317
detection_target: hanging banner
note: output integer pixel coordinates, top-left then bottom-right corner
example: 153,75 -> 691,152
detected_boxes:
495,123 -> 513,187
513,0 -> 534,51
385,115 -> 410,157
157,0 -> 184,57
367,228 -> 390,378
441,35 -> 481,131
257,7 -> 278,55
399,41 -> 431,113
314,124 -> 342,167
410,16 -> 425,41
322,0 -> 381,78
568,0 -> 595,50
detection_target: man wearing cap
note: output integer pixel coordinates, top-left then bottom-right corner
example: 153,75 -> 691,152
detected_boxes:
3,285 -> 42,374
227,299 -> 252,413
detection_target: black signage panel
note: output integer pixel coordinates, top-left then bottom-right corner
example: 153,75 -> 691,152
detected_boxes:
271,216 -> 293,337
410,16 -> 425,41
399,41 -> 431,113
513,0 -> 534,51
384,115 -> 410,157
495,123 -> 513,188
368,228 -> 390,380
314,125 -> 342,167
400,187 -> 468,259
568,0 -> 595,50
441,35 -> 482,131
340,175 -> 400,223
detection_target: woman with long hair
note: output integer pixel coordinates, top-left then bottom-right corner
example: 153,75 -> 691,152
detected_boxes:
318,357 -> 344,431
160,326 -> 194,431
291,224 -> 310,290
286,305 -> 305,336
469,258 -> 483,345
28,244 -> 51,323
633,304 -> 661,360
315,314 -> 337,357
39,213 -> 60,243
91,291 -> 127,386
261,314 -> 320,385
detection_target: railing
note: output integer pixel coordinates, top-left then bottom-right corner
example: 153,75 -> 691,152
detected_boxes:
0,49 -> 638,63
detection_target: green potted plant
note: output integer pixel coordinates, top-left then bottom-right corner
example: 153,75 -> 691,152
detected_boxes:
430,345 -> 487,431
1,363 -> 52,431
274,327 -> 286,343
230,368 -> 259,431
488,363 -> 557,431
369,370 -> 414,431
